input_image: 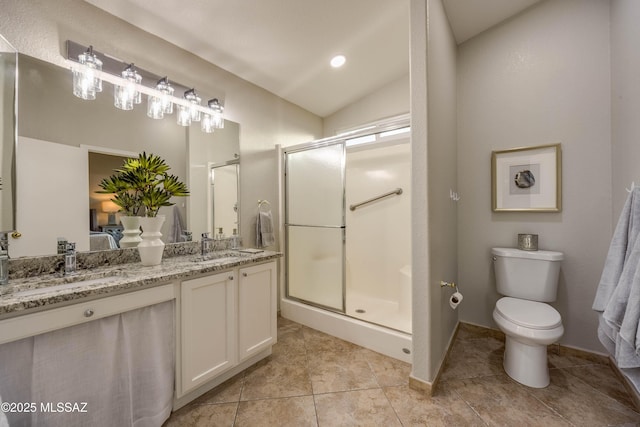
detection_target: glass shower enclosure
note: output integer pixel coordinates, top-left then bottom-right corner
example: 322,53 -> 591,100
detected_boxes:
285,141 -> 346,312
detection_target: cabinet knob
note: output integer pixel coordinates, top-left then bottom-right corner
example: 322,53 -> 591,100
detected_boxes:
242,272 -> 248,277
84,308 -> 94,318
228,275 -> 234,280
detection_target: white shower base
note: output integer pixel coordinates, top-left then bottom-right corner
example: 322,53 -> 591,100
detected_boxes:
280,298 -> 412,363
346,290 -> 412,334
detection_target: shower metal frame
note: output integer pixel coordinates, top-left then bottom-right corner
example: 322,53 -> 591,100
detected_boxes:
283,139 -> 347,313
283,115 -> 410,317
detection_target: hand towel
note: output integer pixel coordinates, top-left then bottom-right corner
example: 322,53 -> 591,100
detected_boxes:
170,206 -> 185,243
256,209 -> 275,248
593,187 -> 640,367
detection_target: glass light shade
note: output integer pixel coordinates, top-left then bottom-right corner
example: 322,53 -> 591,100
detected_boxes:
201,113 -> 215,133
208,98 -> 225,129
147,95 -> 164,119
147,78 -> 174,119
177,104 -> 191,126
72,47 -> 103,100
184,89 -> 201,122
114,83 -> 134,110
156,78 -> 174,114
115,65 -> 141,110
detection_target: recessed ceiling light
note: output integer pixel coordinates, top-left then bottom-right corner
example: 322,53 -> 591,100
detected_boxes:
330,55 -> 346,68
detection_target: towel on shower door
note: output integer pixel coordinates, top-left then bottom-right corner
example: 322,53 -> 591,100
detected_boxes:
593,187 -> 640,367
256,209 -> 275,248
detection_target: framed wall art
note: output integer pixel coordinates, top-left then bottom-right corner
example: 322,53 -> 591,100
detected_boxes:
491,143 -> 562,212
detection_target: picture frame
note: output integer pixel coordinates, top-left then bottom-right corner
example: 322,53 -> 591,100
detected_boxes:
491,143 -> 562,212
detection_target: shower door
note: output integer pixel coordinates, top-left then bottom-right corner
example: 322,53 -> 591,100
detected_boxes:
285,142 -> 345,312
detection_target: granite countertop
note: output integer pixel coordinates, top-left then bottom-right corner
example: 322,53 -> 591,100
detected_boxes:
0,249 -> 281,320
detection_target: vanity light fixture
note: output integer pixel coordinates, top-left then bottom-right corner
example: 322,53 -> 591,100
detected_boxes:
201,98 -> 225,133
72,45 -> 102,100
184,88 -> 202,122
209,98 -> 224,129
114,63 -> 142,110
66,41 -> 225,134
147,76 -> 174,119
176,104 -> 191,126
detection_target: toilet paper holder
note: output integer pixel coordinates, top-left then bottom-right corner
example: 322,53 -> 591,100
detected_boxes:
441,281 -> 463,309
440,280 -> 458,292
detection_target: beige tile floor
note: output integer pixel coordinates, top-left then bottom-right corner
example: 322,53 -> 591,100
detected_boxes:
164,318 -> 640,426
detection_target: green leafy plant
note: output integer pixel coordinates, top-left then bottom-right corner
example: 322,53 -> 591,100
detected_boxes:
97,152 -> 189,217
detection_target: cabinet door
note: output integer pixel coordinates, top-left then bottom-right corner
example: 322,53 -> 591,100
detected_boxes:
181,271 -> 236,394
238,261 -> 277,361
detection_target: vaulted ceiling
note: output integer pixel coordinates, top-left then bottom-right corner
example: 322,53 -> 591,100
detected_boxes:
84,0 -> 541,117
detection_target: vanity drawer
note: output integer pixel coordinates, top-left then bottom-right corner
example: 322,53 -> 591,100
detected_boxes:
0,283 -> 176,345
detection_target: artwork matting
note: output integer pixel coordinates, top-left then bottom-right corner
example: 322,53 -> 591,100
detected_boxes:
491,143 -> 561,212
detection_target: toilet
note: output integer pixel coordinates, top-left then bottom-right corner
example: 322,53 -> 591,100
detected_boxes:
491,247 -> 564,388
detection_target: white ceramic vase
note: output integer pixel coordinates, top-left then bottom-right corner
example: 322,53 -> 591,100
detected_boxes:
138,215 -> 165,266
119,215 -> 142,248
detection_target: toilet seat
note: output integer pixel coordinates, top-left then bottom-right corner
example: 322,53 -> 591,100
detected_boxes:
495,297 -> 561,330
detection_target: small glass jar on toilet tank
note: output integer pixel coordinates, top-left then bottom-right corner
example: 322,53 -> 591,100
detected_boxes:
518,234 -> 538,251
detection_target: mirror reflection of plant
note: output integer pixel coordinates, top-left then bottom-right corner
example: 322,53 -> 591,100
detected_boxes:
97,175 -> 142,216
97,152 -> 189,217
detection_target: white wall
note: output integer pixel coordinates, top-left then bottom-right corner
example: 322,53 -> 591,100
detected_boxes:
0,0 -> 323,250
410,0 -> 458,385
426,0 -> 459,380
611,0 -> 640,221
457,0 -> 612,352
323,74 -> 409,137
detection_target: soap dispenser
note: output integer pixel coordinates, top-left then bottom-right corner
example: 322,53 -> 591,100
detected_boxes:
231,228 -> 240,249
216,227 -> 225,240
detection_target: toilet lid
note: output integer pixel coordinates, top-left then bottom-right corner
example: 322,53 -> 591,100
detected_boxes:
495,297 -> 562,330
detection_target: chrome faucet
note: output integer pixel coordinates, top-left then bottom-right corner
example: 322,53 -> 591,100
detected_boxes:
0,232 -> 8,285
64,242 -> 77,275
201,233 -> 212,256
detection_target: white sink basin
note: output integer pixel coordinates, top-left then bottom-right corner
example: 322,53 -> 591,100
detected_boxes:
192,256 -> 238,264
12,274 -> 124,298
192,250 -> 253,264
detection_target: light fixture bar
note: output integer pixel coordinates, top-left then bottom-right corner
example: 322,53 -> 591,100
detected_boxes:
65,40 -> 225,118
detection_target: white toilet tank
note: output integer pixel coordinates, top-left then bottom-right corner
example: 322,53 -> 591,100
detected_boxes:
492,247 -> 563,302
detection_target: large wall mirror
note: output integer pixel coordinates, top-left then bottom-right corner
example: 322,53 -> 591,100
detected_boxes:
0,36 -> 16,234
10,52 -> 240,258
210,161 -> 239,238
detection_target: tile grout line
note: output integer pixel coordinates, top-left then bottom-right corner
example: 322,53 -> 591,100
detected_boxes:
447,383 -> 491,427
511,376 -> 579,427
557,366 -> 640,416
301,326 -> 321,426
230,371 -> 246,426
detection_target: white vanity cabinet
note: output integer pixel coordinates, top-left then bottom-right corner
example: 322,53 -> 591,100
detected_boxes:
238,261 -> 278,361
179,270 -> 237,394
176,259 -> 278,401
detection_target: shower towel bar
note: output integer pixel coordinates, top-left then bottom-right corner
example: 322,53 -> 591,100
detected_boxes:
349,188 -> 403,211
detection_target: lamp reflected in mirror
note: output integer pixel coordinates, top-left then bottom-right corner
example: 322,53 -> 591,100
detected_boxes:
101,200 -> 119,225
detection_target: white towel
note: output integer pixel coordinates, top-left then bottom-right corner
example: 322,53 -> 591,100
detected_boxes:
593,187 -> 640,367
0,395 -> 8,427
256,210 -> 275,248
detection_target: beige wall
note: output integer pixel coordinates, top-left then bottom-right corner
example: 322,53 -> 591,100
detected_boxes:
457,0 -> 612,352
323,74 -> 409,137
611,0 -> 640,221
0,0 -> 323,249
426,0 -> 458,378
410,0 -> 458,384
